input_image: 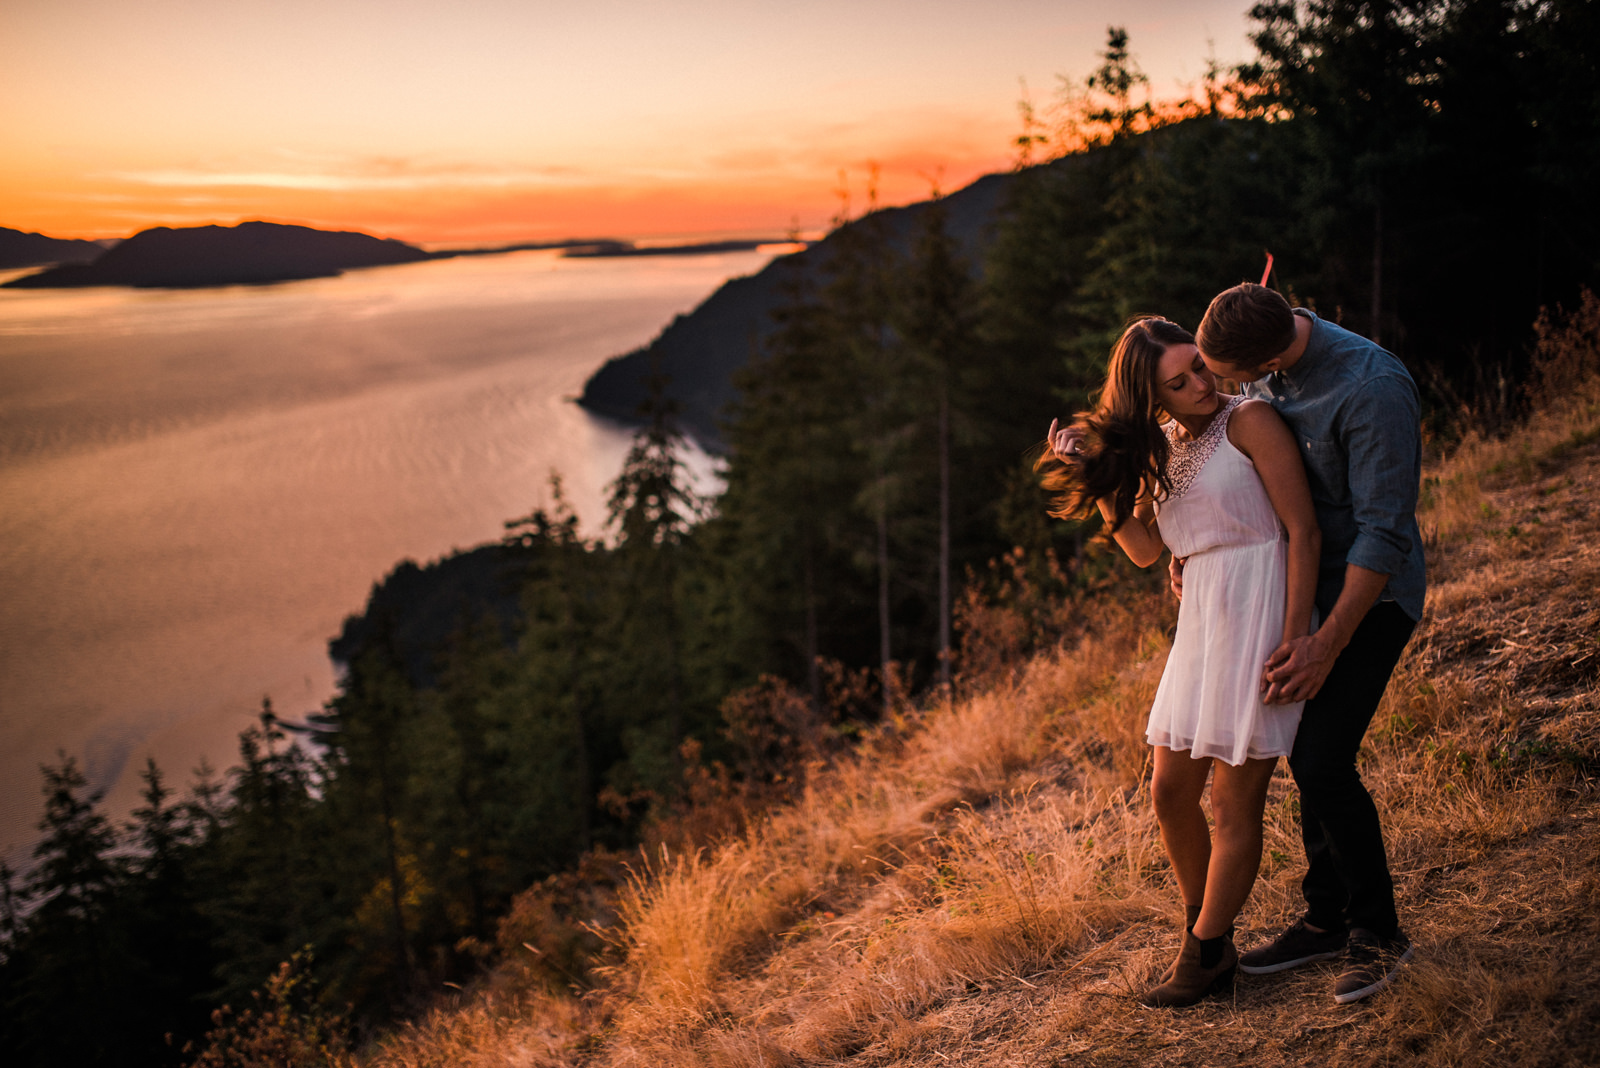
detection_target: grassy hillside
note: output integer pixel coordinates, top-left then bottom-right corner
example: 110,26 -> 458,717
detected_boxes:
279,299 -> 1600,1068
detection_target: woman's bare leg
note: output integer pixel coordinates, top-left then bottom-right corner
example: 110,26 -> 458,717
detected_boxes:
1193,756 -> 1278,940
1150,746 -> 1214,911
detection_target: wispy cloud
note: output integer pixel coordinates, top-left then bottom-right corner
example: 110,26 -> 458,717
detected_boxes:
101,164 -> 594,192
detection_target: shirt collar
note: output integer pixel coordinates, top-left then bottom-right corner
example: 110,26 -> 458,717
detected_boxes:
1272,309 -> 1322,395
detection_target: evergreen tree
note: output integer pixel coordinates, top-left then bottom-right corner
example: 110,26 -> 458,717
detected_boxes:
600,373 -> 709,797
503,479 -> 611,850
1244,0 -> 1444,343
825,197 -> 912,710
714,251 -> 866,704
894,192 -> 983,688
2,757 -> 134,1066
122,759 -> 223,1065
1083,26 -> 1156,143
197,704 -> 338,1012
1240,0 -> 1600,419
974,119 -> 1111,566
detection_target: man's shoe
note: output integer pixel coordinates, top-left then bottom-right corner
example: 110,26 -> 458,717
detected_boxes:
1238,918 -> 1346,975
1333,928 -> 1414,1003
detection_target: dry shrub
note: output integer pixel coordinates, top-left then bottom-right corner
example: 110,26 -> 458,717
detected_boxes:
719,674 -> 835,783
493,850 -> 627,995
188,951 -> 354,1068
640,673 -> 860,856
639,739 -> 786,855
953,547 -> 1082,687
1034,589 -> 1174,792
951,543 -> 1162,692
1526,286 -> 1600,411
362,985 -> 596,1068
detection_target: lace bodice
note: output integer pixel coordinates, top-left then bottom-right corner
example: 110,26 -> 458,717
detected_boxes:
1154,394 -> 1284,559
1165,395 -> 1245,498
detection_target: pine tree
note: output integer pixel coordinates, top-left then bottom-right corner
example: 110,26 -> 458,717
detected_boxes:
197,703 -> 336,1012
715,250 -> 864,704
894,192 -> 982,688
825,199 -> 909,712
1235,0 -> 1600,420
505,478 -> 610,850
601,372 -> 707,798
122,759 -> 222,1065
2,757 -> 134,1066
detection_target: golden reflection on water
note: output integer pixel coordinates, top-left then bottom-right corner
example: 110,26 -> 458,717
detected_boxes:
0,249 -> 751,867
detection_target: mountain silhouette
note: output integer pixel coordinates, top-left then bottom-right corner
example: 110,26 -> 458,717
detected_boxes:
0,227 -> 105,269
576,170 -> 1013,449
2,221 -> 432,289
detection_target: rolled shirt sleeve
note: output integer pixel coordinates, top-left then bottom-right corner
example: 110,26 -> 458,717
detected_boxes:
1244,310 -> 1427,621
1340,372 -> 1422,579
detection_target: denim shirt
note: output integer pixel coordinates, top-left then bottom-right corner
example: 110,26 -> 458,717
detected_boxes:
1243,310 -> 1427,621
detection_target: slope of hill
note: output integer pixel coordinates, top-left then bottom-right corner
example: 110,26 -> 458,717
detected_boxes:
341,305 -> 1600,1068
1,221 -> 431,288
0,227 -> 105,269
577,170 -> 1015,449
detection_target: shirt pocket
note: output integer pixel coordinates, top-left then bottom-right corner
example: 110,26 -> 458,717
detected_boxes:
1298,437 -> 1350,507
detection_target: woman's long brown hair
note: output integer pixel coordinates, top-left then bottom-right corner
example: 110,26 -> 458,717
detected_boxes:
1036,316 -> 1195,532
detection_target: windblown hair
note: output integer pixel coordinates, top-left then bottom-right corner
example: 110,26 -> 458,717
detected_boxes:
1195,282 -> 1297,375
1036,316 -> 1194,532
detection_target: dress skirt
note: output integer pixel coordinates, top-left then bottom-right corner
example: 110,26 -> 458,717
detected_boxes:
1145,537 -> 1304,766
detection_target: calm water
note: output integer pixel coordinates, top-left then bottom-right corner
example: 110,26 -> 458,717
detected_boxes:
0,247 -> 773,870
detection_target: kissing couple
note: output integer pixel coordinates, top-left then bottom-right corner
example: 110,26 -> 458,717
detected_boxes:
1040,282 -> 1426,1007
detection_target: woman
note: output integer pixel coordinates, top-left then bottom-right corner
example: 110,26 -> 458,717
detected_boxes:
1041,316 -> 1319,1008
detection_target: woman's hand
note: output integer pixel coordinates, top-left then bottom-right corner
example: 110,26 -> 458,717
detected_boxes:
1047,418 -> 1085,463
1048,417 -> 1166,568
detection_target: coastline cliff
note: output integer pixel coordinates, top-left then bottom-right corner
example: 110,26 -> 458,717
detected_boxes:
577,170 -> 1016,449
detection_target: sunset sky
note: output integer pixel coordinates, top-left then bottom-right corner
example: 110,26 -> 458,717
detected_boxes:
2,0 -> 1256,246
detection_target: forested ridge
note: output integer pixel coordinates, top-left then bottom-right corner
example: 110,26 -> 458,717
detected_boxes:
2,3 -> 1597,1065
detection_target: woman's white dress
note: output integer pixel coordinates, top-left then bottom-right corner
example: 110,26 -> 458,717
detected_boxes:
1146,395 -> 1304,766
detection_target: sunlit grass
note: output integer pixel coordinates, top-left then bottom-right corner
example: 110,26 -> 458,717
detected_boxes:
358,296 -> 1600,1068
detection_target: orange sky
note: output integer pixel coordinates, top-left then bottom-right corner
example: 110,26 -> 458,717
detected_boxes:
0,0 -> 1256,245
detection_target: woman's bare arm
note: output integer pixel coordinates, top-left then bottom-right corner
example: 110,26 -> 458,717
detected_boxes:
1100,494 -> 1166,568
1227,400 -> 1320,646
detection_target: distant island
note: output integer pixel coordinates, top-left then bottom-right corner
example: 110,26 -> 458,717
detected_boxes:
0,215 -> 827,444
0,222 -> 799,290
562,238 -> 790,258
2,221 -> 433,289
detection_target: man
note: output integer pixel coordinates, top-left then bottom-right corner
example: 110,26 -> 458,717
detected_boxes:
1190,283 -> 1426,1004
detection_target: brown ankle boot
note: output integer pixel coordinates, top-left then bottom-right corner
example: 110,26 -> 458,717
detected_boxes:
1141,929 -> 1237,1008
1159,905 -> 1204,983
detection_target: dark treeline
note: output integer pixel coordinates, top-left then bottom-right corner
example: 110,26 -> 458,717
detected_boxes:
3,2 -> 1597,1064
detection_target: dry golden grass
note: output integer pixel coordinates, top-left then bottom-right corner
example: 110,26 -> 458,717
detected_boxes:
362,985 -> 599,1068
358,302 -> 1600,1068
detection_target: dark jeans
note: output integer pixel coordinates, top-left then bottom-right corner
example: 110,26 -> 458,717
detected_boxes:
1288,600 -> 1416,939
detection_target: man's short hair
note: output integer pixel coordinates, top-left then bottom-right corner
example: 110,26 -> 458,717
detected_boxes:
1196,283 -> 1297,375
